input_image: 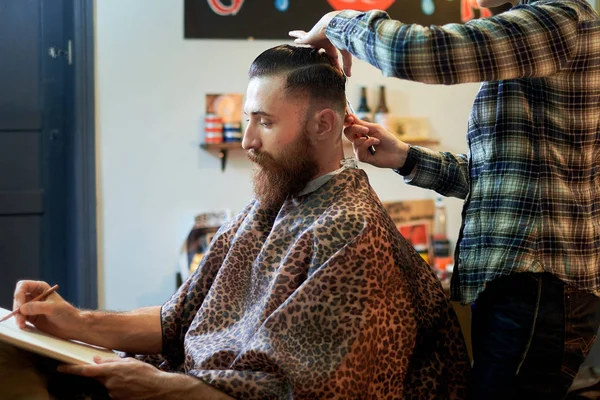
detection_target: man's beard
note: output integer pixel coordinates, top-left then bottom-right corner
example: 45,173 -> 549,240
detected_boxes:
247,132 -> 319,209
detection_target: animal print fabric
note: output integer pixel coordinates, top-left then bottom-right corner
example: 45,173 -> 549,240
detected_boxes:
145,168 -> 469,399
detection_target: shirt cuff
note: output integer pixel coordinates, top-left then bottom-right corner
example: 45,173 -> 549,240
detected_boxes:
393,145 -> 419,181
404,146 -> 446,188
325,10 -> 364,52
404,169 -> 417,183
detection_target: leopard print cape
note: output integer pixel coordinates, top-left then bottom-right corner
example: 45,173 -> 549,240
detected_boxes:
143,168 -> 469,399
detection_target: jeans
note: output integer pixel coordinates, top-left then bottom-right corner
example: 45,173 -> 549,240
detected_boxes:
469,273 -> 600,400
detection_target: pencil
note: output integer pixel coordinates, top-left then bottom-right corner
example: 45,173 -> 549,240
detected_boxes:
0,284 -> 59,323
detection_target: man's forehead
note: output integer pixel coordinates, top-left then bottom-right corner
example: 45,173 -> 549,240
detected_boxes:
247,75 -> 286,95
244,75 -> 304,113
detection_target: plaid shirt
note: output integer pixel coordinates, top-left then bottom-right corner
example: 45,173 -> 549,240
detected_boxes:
327,0 -> 600,304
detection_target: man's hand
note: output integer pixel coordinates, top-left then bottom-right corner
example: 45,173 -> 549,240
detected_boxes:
344,115 -> 410,169
58,357 -> 234,400
13,280 -> 82,340
289,11 -> 354,77
58,357 -> 171,400
14,281 -> 163,354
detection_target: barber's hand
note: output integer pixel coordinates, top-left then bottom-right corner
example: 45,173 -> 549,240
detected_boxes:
289,11 -> 353,77
58,357 -> 170,400
13,280 -> 81,340
344,115 -> 410,169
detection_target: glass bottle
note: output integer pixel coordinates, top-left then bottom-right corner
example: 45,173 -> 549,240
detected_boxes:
355,87 -> 371,122
374,85 -> 390,128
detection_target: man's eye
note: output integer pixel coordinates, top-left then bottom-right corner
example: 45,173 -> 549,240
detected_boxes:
261,121 -> 272,127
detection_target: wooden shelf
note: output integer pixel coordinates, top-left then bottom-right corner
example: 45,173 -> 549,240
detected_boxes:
200,142 -> 242,171
200,142 -> 242,151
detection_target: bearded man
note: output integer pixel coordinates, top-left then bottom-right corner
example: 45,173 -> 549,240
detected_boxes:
0,45 -> 469,400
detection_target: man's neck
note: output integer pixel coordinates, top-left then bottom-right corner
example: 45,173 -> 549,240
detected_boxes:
298,161 -> 347,197
314,157 -> 344,179
311,136 -> 345,180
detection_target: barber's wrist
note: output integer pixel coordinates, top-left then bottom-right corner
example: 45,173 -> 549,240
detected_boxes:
394,142 -> 409,167
394,143 -> 417,176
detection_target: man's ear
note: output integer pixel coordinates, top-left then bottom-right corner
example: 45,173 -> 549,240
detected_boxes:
308,108 -> 338,143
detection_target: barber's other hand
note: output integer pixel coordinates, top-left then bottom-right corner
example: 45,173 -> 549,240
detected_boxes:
289,11 -> 353,77
344,115 -> 410,169
13,280 -> 81,340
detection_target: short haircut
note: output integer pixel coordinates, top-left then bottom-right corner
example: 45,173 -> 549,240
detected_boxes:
249,44 -> 347,114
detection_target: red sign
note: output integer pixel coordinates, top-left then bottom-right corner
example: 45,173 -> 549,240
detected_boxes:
207,0 -> 245,16
327,0 -> 396,11
462,0 -> 492,22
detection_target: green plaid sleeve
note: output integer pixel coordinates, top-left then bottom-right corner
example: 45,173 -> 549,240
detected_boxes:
402,146 -> 470,200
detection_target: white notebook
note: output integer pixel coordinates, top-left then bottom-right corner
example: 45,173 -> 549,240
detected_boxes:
0,307 -> 121,365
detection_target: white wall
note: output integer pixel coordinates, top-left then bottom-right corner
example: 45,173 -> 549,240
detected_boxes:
95,0 -> 478,310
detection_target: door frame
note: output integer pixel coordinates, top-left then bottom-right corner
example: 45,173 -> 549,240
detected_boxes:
71,0 -> 97,308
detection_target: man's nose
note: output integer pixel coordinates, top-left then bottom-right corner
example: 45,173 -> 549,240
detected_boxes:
242,125 -> 261,151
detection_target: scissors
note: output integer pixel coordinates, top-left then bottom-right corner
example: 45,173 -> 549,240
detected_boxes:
346,98 -> 377,156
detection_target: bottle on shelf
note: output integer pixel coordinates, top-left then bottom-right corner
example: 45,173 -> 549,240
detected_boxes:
204,113 -> 223,144
223,122 -> 242,142
373,85 -> 391,129
433,196 -> 447,240
432,196 -> 452,278
355,86 -> 372,122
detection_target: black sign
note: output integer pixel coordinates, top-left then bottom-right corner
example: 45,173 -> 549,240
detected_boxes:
185,0 -> 511,40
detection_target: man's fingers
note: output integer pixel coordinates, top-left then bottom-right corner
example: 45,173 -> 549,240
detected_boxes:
346,117 -> 378,129
14,315 -> 27,328
13,281 -> 50,327
20,300 -> 55,317
354,137 -> 380,160
343,114 -> 355,128
14,281 -> 49,310
341,50 -> 353,77
323,45 -> 340,66
288,30 -> 307,41
94,355 -> 126,364
343,124 -> 370,141
344,124 -> 381,160
57,363 -> 111,378
344,115 -> 385,136
353,136 -> 380,150
361,136 -> 381,148
289,27 -> 344,76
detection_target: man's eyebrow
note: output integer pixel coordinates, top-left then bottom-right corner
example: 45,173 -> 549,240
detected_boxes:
243,109 -> 274,117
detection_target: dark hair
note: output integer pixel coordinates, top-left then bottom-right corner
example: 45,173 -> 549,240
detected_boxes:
249,45 -> 347,113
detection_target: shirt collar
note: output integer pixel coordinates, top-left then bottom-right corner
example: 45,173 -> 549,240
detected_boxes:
298,163 -> 352,197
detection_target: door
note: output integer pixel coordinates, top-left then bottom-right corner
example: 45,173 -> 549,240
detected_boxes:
0,0 -> 71,308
